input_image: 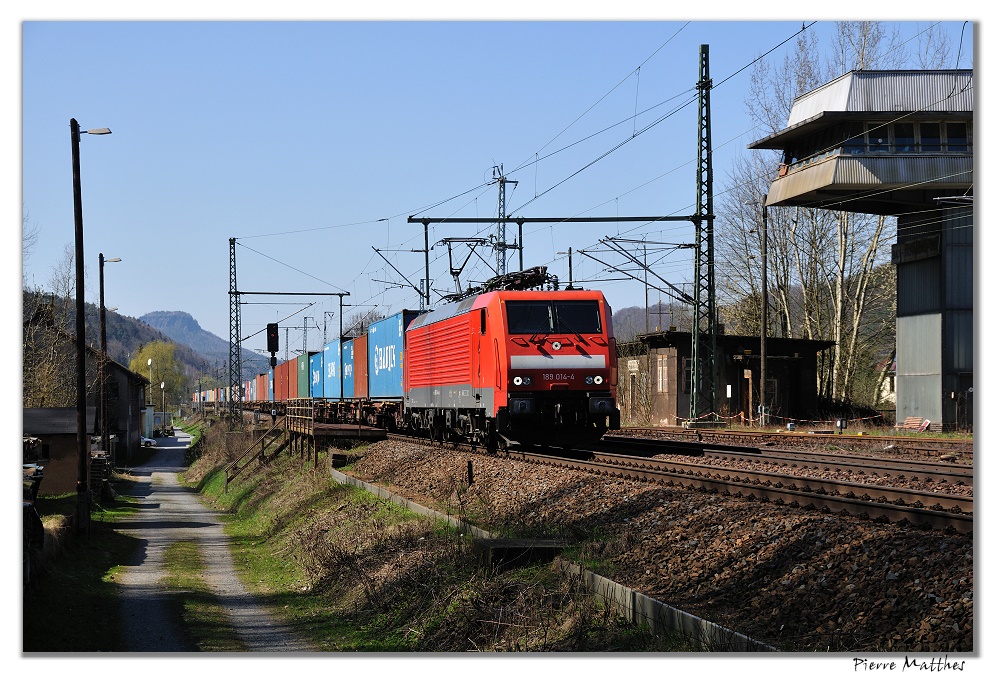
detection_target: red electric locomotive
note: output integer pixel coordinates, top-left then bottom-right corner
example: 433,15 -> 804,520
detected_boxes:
403,288 -> 620,450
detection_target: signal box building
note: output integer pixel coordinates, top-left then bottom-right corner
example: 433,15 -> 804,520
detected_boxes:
749,69 -> 973,430
621,331 -> 833,427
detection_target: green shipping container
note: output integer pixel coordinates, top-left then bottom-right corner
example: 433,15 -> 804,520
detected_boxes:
296,352 -> 311,399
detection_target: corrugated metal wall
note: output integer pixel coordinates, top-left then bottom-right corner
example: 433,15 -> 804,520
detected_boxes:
943,206 -> 973,309
898,257 -> 940,315
896,314 -> 943,423
787,70 -> 973,127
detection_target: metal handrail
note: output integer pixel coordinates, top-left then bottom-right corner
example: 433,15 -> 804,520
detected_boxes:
224,416 -> 287,490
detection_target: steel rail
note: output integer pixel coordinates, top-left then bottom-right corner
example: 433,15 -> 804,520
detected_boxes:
588,451 -> 973,514
701,449 -> 973,485
599,435 -> 973,480
508,450 -> 972,534
617,427 -> 973,457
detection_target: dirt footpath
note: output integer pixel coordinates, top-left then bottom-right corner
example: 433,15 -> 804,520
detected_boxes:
114,429 -> 314,653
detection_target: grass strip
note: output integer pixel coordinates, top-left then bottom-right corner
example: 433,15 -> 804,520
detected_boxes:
161,541 -> 247,652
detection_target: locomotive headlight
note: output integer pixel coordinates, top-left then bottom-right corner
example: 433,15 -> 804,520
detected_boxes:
594,375 -> 604,385
585,376 -> 594,385
523,376 -> 532,386
513,376 -> 523,386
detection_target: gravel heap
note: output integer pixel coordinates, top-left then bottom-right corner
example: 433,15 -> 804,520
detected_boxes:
350,439 -> 973,652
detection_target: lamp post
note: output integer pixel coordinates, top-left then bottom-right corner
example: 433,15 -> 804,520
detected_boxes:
99,254 -> 121,466
71,118 -> 111,535
147,358 -> 153,431
161,381 -> 165,432
760,195 -> 768,427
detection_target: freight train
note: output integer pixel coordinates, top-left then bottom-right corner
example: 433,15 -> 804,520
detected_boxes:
196,286 -> 621,450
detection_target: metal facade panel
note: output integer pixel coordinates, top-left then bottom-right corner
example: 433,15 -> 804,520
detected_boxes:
944,310 -> 973,372
846,71 -> 973,114
787,71 -> 973,127
944,206 -> 973,245
768,154 -> 971,208
309,352 -> 324,398
787,73 -> 853,126
896,374 -> 943,422
831,155 -> 972,187
764,157 -> 839,204
944,243 -> 973,309
897,258 -> 940,316
897,314 -> 941,377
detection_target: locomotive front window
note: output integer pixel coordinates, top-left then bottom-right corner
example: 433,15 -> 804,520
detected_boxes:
506,301 -> 553,334
506,300 -> 601,334
555,301 -> 602,334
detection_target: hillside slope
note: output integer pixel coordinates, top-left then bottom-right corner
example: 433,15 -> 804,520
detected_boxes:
140,310 -> 269,378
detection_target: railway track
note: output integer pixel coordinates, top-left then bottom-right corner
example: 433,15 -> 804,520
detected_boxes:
594,435 -> 974,487
510,448 -> 972,534
387,432 -> 973,534
619,426 -> 974,462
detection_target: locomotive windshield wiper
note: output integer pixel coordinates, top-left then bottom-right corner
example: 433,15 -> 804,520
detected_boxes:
529,324 -> 547,344
556,317 -> 586,344
529,304 -> 555,344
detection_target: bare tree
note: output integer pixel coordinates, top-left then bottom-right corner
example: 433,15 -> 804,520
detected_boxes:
22,210 -> 39,267
725,22 -> 910,406
915,22 -> 955,69
829,21 -> 907,73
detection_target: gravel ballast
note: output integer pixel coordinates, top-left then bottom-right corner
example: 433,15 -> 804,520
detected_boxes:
349,438 -> 973,652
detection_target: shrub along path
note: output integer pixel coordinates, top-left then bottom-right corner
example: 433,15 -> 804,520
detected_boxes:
114,429 -> 314,652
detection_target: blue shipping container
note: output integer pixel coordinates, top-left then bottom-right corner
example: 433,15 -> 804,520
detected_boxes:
322,339 -> 347,400
309,352 -> 324,398
323,339 -> 354,400
368,310 -> 423,398
342,340 -> 355,399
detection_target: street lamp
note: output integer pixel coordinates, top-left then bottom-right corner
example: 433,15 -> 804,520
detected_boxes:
760,195 -> 768,426
99,254 -> 121,466
161,382 -> 165,431
71,118 -> 111,535
745,195 -> 769,427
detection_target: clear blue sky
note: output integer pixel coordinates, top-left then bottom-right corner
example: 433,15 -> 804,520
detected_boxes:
15,12 -> 975,356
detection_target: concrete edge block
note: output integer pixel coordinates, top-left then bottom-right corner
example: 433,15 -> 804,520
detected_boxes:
554,559 -> 776,652
330,466 -> 774,651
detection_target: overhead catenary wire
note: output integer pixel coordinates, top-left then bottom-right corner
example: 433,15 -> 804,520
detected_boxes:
240,21 -> 971,336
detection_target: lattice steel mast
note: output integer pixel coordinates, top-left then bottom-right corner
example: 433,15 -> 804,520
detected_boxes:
493,165 -> 517,276
229,237 -> 243,428
690,44 -> 718,420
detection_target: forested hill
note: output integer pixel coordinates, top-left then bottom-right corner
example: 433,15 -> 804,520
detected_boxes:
22,290 -> 266,381
140,311 -> 269,377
